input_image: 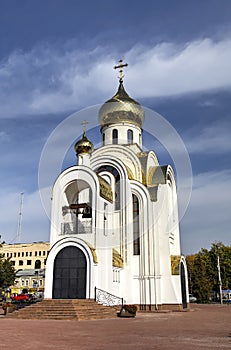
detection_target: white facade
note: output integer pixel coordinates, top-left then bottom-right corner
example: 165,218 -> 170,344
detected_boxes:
45,78 -> 189,310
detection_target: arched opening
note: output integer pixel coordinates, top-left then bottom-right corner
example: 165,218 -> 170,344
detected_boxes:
127,129 -> 133,144
63,181 -> 92,235
132,194 -> 140,255
96,165 -> 121,210
34,260 -> 41,269
180,261 -> 187,309
53,246 -> 87,299
112,129 -> 118,144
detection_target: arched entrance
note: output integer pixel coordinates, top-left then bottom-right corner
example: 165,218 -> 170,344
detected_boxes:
180,261 -> 187,309
53,246 -> 87,299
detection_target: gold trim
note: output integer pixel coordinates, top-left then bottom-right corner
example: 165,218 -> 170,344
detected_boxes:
98,175 -> 113,203
86,242 -> 98,264
112,248 -> 124,268
171,255 -> 181,275
125,165 -> 134,180
147,166 -> 155,186
141,169 -> 146,185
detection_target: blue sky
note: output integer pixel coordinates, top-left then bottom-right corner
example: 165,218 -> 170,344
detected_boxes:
0,0 -> 230,255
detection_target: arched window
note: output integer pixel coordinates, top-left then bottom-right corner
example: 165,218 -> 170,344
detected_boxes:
127,129 -> 133,144
132,194 -> 140,255
112,129 -> 118,144
102,133 -> 105,145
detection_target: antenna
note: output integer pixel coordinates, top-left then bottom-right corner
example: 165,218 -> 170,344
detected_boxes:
16,192 -> 24,243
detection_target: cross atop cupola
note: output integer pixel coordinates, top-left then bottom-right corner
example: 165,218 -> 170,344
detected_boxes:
114,59 -> 128,83
81,120 -> 89,135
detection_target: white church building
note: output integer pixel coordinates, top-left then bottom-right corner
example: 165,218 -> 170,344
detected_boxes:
45,61 -> 189,310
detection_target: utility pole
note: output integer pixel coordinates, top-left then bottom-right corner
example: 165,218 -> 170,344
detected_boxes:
217,255 -> 223,304
16,192 -> 24,243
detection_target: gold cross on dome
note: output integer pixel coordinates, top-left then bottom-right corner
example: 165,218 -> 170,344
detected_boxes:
81,120 -> 88,133
114,59 -> 128,82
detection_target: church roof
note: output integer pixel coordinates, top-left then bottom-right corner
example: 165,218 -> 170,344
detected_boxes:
74,131 -> 94,155
98,81 -> 144,128
148,165 -> 168,186
146,165 -> 169,201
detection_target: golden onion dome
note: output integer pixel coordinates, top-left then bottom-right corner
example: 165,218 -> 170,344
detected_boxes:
74,132 -> 94,155
98,81 -> 144,128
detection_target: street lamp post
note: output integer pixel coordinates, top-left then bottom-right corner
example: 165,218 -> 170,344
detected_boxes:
35,270 -> 39,293
217,255 -> 223,304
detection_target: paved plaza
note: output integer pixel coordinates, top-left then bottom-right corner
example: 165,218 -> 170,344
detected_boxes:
0,304 -> 230,349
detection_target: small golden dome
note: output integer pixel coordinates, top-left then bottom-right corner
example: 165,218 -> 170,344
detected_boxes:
98,81 -> 144,128
74,132 -> 94,155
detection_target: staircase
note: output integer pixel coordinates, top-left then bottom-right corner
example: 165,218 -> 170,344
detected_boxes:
6,299 -> 121,320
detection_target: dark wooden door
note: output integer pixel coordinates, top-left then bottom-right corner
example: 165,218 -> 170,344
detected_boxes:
180,261 -> 187,309
53,246 -> 87,299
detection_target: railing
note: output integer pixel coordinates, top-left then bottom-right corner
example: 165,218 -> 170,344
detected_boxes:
94,287 -> 124,306
61,219 -> 92,235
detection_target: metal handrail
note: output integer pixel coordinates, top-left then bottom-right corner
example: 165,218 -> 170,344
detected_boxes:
94,287 -> 124,306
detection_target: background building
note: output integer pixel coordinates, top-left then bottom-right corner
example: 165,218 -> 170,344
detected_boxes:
0,242 -> 49,293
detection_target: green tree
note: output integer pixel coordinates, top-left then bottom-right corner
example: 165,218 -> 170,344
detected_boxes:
186,251 -> 213,303
210,242 -> 231,291
0,244 -> 16,289
186,242 -> 231,303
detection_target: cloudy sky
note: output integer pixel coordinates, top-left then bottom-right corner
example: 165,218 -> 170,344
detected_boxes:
0,0 -> 230,255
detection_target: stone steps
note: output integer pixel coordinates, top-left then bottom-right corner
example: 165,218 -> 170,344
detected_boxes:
6,299 -> 120,320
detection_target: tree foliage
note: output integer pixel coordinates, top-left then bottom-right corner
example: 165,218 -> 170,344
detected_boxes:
186,242 -> 231,303
0,252 -> 16,289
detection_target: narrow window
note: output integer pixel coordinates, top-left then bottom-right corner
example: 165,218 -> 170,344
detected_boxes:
27,260 -> 32,266
112,129 -> 118,144
128,129 -> 133,144
19,260 -> 23,266
102,132 -> 105,145
133,194 -> 140,255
